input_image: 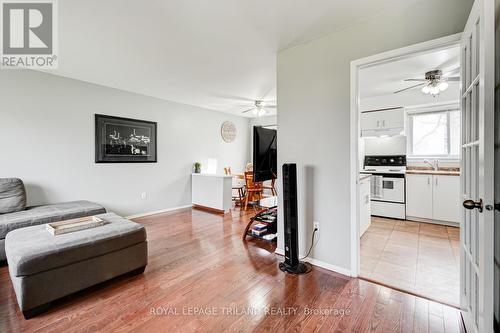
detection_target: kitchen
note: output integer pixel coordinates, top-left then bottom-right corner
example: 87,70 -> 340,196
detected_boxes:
357,46 -> 461,306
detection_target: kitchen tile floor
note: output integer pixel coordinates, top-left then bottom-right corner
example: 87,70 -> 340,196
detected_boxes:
360,217 -> 460,306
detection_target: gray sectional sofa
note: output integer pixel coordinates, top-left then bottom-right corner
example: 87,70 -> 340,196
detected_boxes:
0,178 -> 106,261
1,178 -> 148,319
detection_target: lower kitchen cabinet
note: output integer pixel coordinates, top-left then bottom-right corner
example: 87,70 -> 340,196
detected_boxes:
406,174 -> 433,220
432,175 -> 461,222
406,174 -> 461,223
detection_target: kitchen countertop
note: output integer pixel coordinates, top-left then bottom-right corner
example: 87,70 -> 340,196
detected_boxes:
359,174 -> 372,181
405,167 -> 460,176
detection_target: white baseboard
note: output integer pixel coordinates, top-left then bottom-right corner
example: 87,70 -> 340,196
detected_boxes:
126,204 -> 193,220
274,248 -> 351,277
304,257 -> 352,277
405,216 -> 459,227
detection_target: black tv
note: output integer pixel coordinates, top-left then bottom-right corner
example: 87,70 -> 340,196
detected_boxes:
253,127 -> 277,182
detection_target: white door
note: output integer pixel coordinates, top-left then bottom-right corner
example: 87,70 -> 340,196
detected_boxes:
460,0 -> 495,332
432,175 -> 461,223
406,174 -> 433,219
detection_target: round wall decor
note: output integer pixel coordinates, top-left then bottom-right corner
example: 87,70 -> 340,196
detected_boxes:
221,121 -> 237,143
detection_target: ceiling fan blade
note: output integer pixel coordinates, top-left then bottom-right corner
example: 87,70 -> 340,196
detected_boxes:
241,108 -> 256,114
393,83 -> 426,94
264,105 -> 277,109
211,93 -> 256,103
438,54 -> 460,73
443,67 -> 461,77
446,77 -> 460,82
235,103 -> 256,107
404,79 -> 427,82
260,86 -> 276,101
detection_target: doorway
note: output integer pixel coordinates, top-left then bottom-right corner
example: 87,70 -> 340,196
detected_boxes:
350,1 -> 495,331
353,39 -> 462,306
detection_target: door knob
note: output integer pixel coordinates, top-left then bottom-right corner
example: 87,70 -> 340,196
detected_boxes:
463,199 -> 483,212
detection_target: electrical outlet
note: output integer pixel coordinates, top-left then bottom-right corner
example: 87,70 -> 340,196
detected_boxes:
140,192 -> 147,200
313,221 -> 320,231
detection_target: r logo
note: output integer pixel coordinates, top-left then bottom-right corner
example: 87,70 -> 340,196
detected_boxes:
2,2 -> 53,54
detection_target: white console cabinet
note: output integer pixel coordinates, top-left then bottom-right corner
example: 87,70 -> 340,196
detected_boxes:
191,174 -> 232,213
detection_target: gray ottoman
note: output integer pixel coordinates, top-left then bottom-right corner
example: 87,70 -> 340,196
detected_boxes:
0,200 -> 107,261
5,212 -> 148,319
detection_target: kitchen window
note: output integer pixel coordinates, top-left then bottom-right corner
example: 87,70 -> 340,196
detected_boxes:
407,108 -> 461,159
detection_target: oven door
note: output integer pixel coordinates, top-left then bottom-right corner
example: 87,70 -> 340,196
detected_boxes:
380,177 -> 405,203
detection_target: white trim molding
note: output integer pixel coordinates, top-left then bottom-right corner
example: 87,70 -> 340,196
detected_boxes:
274,248 -> 352,277
405,102 -> 460,115
126,204 -> 193,220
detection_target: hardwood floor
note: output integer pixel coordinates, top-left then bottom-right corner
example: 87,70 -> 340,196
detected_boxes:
0,207 -> 465,332
360,217 -> 460,307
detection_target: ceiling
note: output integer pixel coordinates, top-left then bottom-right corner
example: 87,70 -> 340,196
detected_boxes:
359,46 -> 461,99
48,0 -> 412,117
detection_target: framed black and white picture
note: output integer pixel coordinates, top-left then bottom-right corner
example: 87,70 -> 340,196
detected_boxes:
95,114 -> 157,163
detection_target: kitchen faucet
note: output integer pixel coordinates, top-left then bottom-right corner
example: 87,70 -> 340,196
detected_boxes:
423,159 -> 439,171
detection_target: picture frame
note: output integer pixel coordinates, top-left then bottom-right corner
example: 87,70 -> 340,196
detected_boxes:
95,114 -> 157,163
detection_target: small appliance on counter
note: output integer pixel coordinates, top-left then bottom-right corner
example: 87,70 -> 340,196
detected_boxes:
360,155 -> 406,219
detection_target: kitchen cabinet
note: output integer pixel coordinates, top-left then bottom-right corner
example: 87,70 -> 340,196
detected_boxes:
406,174 -> 433,220
406,174 -> 461,223
359,176 -> 371,236
432,175 -> 461,222
360,108 -> 404,131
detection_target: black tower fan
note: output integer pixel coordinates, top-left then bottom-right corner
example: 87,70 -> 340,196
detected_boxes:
279,163 -> 311,274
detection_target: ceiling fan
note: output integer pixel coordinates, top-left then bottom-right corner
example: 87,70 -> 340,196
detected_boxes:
394,69 -> 460,96
241,100 -> 277,117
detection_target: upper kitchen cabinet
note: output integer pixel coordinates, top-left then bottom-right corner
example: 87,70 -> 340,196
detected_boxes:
360,107 -> 405,137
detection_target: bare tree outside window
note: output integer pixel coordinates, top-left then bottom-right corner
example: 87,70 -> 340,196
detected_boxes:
408,110 -> 461,158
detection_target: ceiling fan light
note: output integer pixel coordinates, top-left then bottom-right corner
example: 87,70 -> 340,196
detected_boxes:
258,108 -> 266,117
429,86 -> 440,96
252,108 -> 259,116
421,86 -> 430,94
438,81 -> 449,91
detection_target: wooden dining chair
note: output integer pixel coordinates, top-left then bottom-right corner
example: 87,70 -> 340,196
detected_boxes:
243,171 -> 263,210
225,167 -> 245,206
262,174 -> 277,196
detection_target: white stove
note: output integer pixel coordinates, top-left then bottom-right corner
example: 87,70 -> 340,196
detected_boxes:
361,155 -> 407,219
361,166 -> 406,175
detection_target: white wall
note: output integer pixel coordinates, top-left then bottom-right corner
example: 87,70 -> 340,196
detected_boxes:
250,115 -> 277,129
277,0 -> 473,273
363,136 -> 407,156
0,70 -> 250,216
